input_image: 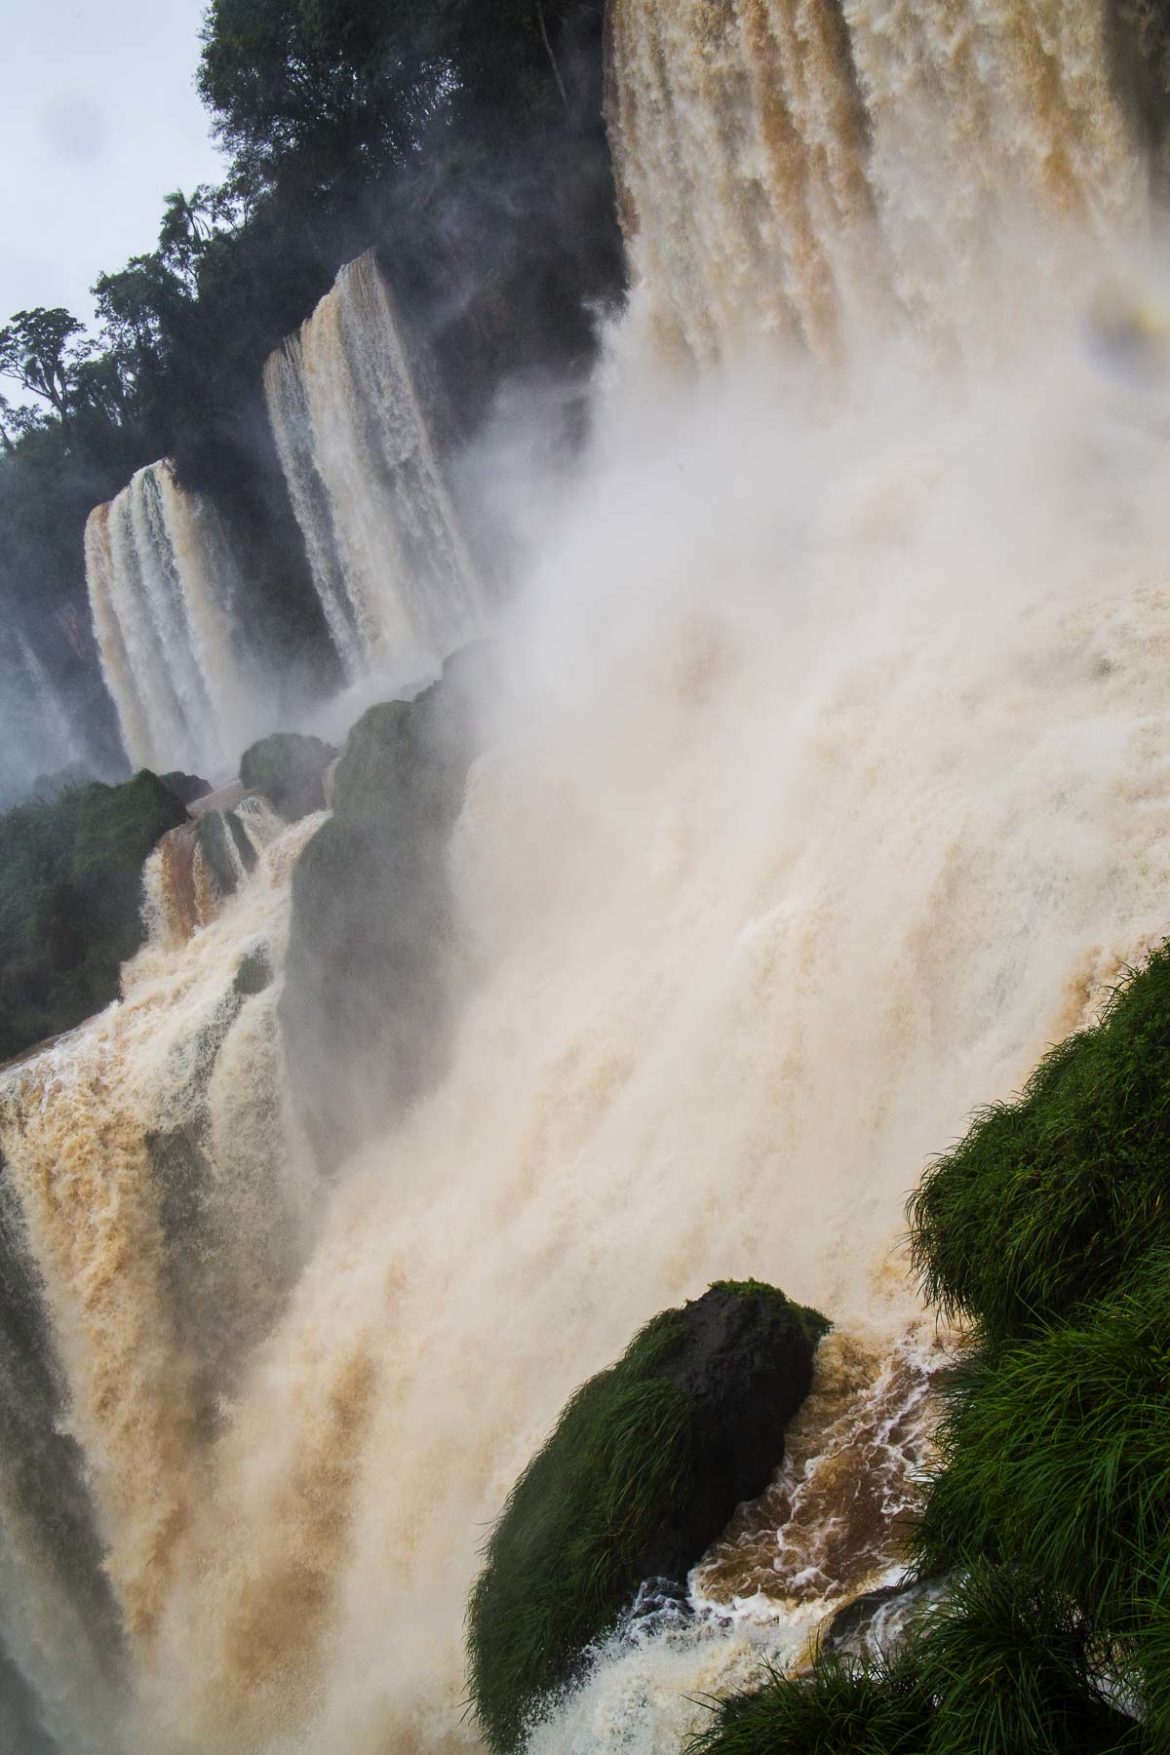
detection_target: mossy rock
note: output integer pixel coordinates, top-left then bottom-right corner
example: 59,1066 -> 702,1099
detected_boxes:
239,732 -> 335,820
467,1280 -> 829,1752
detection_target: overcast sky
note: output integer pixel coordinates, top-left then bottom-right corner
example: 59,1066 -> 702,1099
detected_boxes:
0,0 -> 226,334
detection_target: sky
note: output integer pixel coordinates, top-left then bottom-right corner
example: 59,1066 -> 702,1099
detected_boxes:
0,0 -> 226,336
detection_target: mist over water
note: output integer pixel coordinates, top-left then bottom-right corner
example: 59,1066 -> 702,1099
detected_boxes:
4,0 -> 1170,1750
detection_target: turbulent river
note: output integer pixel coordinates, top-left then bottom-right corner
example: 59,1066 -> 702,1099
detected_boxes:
6,0 -> 1170,1751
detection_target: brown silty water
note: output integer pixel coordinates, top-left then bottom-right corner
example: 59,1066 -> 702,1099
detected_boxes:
5,1 -> 1170,1751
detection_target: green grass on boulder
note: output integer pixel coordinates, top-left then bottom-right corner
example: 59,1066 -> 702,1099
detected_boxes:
687,1656 -> 932,1755
467,1280 -> 829,1753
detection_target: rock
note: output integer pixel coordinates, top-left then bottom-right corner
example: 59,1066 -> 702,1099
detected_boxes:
822,1577 -> 944,1665
158,770 -> 212,807
239,732 -> 336,820
195,810 -> 257,898
280,644 -> 487,1170
622,1576 -> 695,1634
467,1280 -> 829,1753
232,948 -> 272,997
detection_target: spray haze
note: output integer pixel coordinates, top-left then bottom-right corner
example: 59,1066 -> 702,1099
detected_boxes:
3,0 -> 1170,1750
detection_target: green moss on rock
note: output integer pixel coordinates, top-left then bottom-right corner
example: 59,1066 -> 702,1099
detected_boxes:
467,1280 -> 829,1752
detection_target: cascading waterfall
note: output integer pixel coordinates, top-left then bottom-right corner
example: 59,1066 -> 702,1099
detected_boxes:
5,2 -> 1170,1753
84,463 -> 267,777
263,252 -> 484,684
606,0 -> 1147,361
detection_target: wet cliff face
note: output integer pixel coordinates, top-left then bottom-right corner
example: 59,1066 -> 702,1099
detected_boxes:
280,648 -> 486,1172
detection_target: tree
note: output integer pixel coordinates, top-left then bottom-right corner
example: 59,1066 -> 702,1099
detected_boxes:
0,309 -> 92,427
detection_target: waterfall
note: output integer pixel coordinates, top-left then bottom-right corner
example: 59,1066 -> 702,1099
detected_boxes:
263,252 -> 484,684
7,3 -> 1170,1752
606,0 -> 1148,360
84,463 -> 266,777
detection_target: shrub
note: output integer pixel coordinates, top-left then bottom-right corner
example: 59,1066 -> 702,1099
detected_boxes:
467,1281 -> 829,1753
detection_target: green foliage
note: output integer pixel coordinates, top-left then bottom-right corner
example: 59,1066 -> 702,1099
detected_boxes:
467,1283 -> 828,1753
689,1572 -> 1143,1755
911,1568 -> 1142,1755
0,772 -> 186,1061
239,731 -> 334,820
909,946 -> 1170,1344
686,1657 -> 932,1755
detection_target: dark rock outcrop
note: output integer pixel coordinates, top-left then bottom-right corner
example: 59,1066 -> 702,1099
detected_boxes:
467,1279 -> 829,1753
280,643 -> 488,1170
195,809 -> 257,899
159,770 -> 212,807
239,732 -> 335,821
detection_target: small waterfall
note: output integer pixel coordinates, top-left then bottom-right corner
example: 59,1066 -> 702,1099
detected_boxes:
264,252 -> 483,683
84,463 -> 266,777
606,0 -> 1148,360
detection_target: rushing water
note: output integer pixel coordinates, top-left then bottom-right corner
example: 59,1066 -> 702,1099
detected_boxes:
264,252 -> 484,686
5,0 -> 1170,1751
84,463 -> 268,776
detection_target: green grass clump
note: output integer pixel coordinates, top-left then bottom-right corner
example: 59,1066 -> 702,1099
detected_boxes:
690,1571 -> 1143,1755
910,946 -> 1170,1344
911,1567 -> 1142,1755
686,1657 -> 932,1755
468,1283 -> 828,1753
917,1252 -> 1170,1594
